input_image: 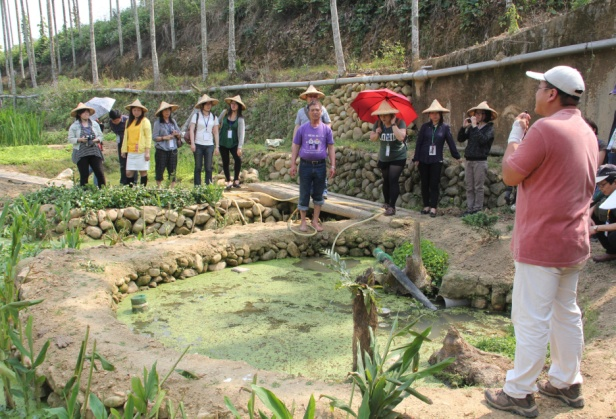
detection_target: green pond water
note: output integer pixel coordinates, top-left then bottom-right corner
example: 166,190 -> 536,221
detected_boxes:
117,257 -> 511,383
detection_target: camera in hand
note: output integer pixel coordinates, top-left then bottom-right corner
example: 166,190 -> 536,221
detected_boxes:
85,134 -> 96,147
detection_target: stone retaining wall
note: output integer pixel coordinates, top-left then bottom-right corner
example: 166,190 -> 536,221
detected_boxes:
253,147 -> 508,210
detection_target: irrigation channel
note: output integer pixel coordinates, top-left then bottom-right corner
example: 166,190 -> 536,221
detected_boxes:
117,257 -> 511,384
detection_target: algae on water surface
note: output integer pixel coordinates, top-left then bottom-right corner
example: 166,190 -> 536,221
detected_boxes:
117,257 -> 511,382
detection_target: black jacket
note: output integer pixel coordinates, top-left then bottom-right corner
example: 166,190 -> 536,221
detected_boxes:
457,122 -> 494,161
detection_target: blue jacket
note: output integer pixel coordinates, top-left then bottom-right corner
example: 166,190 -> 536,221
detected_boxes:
413,121 -> 460,164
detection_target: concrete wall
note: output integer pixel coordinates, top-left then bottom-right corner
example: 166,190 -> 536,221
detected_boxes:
413,0 -> 616,149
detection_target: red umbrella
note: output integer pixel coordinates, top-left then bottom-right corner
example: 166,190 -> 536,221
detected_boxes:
350,89 -> 417,125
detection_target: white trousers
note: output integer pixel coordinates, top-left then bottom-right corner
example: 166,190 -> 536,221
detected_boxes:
503,261 -> 585,398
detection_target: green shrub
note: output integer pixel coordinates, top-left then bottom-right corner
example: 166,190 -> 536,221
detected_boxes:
14,184 -> 223,212
391,240 -> 449,288
462,212 -> 501,239
468,325 -> 516,359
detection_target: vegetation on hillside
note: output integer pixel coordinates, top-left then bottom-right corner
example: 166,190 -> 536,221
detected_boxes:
0,0 -> 591,87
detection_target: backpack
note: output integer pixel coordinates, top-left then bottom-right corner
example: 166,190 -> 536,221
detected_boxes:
182,112 -> 199,145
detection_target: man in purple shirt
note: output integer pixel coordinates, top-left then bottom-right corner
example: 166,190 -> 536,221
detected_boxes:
290,101 -> 336,232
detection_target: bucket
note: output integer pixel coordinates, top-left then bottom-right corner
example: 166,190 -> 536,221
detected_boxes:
131,294 -> 148,313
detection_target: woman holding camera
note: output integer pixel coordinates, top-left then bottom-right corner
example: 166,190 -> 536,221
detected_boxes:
457,101 -> 497,215
412,100 -> 460,217
121,99 -> 152,187
152,101 -> 182,188
68,102 -> 106,188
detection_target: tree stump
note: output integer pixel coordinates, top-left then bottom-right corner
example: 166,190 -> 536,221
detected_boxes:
352,267 -> 378,371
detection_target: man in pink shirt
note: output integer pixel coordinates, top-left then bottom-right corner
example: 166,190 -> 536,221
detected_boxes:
485,66 -> 597,417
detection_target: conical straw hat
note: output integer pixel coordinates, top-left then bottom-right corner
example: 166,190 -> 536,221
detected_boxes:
467,101 -> 498,120
224,95 -> 247,110
194,94 -> 219,108
155,101 -> 179,117
124,99 -> 148,112
371,101 -> 399,116
70,102 -> 96,117
422,99 -> 450,114
299,85 -> 325,100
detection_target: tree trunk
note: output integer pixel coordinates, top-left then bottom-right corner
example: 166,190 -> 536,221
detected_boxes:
227,0 -> 236,74
66,0 -> 76,68
73,0 -> 80,36
149,0 -> 159,87
411,0 -> 419,67
352,268 -> 377,371
38,0 -> 45,38
23,0 -> 36,78
19,0 -> 36,86
46,0 -> 57,85
109,0 -> 112,21
404,222 -> 430,290
89,0 -> 98,85
52,0 -> 61,73
132,0 -> 142,59
10,0 -> 25,79
169,0 -> 175,50
200,0 -> 208,81
329,0 -> 345,76
116,0 -> 123,56
1,0 -> 16,98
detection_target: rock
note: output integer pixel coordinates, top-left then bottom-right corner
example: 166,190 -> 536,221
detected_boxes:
148,268 -> 161,277
166,210 -> 179,223
158,221 -> 175,236
69,208 -> 84,219
194,254 -> 204,273
175,226 -> 191,235
210,253 -> 222,263
99,220 -> 114,231
208,261 -> 226,271
115,218 -> 132,232
176,214 -> 186,227
181,269 -> 198,278
429,327 -> 512,388
84,211 -> 98,226
104,395 -> 127,408
85,226 -> 103,239
260,250 -> 276,261
137,275 -> 151,286
194,211 -> 210,225
182,208 -> 196,217
132,218 -> 145,234
55,221 -> 67,234
106,209 -> 118,222
287,242 -> 300,257
143,206 -> 159,223
67,218 -> 83,231
126,281 -> 139,294
123,207 -> 140,221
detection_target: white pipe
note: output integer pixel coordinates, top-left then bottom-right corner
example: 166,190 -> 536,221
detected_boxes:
2,38 -> 615,99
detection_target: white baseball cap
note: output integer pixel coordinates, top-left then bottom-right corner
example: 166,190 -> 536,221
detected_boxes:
526,66 -> 585,98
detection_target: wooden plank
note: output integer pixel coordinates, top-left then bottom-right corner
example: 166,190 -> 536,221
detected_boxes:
245,182 -> 414,220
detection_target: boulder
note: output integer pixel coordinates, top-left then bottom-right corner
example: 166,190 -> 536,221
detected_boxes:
85,226 -> 103,239
123,207 -> 140,221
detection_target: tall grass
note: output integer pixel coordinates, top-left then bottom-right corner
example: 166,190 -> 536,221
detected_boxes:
0,108 -> 44,146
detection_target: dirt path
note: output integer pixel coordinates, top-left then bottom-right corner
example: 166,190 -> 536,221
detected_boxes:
5,176 -> 616,418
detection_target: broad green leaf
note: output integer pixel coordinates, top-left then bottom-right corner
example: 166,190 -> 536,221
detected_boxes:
89,392 -> 108,419
93,352 -> 115,371
302,394 -> 315,419
33,340 -> 50,368
251,385 -> 292,419
0,362 -> 16,380
224,396 -> 242,419
45,407 -> 70,419
320,395 -> 356,417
